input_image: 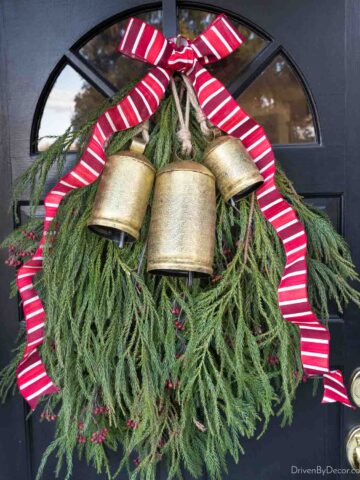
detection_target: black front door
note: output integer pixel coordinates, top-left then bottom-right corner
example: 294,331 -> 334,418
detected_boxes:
1,1 -> 360,479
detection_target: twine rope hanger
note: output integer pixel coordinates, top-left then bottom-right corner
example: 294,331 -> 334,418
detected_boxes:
181,74 -> 212,137
171,74 -> 213,155
170,76 -> 192,155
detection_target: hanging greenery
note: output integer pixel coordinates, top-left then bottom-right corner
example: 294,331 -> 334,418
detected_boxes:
1,84 -> 360,480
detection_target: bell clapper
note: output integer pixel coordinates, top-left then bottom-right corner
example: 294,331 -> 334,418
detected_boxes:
118,231 -> 125,249
230,197 -> 242,215
136,240 -> 148,275
133,241 -> 148,294
186,271 -> 193,288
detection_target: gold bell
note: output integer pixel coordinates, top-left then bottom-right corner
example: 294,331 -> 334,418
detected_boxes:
147,160 -> 216,277
203,135 -> 264,202
88,137 -> 155,246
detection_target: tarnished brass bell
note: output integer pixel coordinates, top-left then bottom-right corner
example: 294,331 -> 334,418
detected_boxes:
203,135 -> 264,202
88,138 -> 155,246
147,160 -> 216,277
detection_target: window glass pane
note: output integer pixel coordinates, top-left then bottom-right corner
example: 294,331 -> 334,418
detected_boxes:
79,11 -> 162,90
178,9 -> 268,85
237,55 -> 316,144
37,66 -> 104,152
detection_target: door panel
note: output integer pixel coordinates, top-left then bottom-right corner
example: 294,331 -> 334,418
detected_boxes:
0,1 -> 359,479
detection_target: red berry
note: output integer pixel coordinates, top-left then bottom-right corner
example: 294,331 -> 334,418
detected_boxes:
226,336 -> 234,348
223,247 -> 231,256
91,428 -> 108,443
77,435 -> 87,444
268,355 -> 279,365
78,422 -> 84,431
133,458 -> 141,466
93,406 -> 104,415
126,419 -> 138,429
166,380 -> 174,390
171,307 -> 180,316
158,438 -> 166,448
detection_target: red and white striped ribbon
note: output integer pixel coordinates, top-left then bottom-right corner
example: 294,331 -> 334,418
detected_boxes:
16,14 -> 353,409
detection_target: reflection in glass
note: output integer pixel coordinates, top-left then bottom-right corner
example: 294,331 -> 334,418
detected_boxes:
238,55 -> 316,144
38,66 -> 104,151
79,11 -> 162,90
178,9 -> 268,85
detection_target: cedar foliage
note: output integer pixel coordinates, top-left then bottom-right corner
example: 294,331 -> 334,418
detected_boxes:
1,84 -> 360,480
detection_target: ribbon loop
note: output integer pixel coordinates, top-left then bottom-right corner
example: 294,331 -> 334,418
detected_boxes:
16,14 -> 353,410
118,13 -> 245,73
190,14 -> 245,64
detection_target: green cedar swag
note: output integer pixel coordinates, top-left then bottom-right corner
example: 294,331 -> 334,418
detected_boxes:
1,83 -> 360,480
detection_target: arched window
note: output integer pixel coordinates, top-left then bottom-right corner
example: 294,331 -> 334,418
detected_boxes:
33,6 -> 318,152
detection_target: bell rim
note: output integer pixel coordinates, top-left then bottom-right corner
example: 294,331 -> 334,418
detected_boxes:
87,217 -> 139,241
156,160 -> 214,179
223,176 -> 264,202
147,261 -> 213,277
108,151 -> 156,173
147,268 -> 211,278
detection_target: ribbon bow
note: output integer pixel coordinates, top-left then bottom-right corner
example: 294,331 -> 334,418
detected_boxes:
15,14 -> 353,409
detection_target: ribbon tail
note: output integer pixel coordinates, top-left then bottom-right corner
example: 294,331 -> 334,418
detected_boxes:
15,66 -> 170,408
322,370 -> 354,408
186,59 -> 353,408
16,351 -> 59,410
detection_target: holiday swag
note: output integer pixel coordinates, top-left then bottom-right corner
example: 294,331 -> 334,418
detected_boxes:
1,13 -> 360,480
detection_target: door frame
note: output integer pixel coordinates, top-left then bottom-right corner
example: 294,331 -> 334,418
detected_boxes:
1,1 -> 360,478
